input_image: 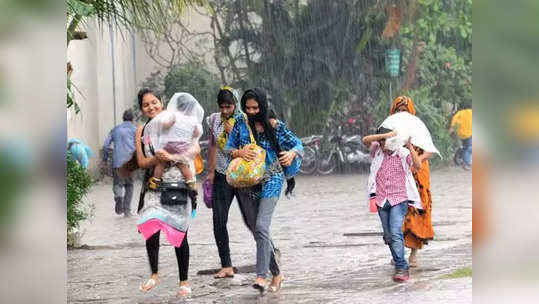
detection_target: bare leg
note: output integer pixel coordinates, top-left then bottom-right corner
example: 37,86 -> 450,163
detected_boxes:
149,162 -> 165,190
409,248 -> 418,267
178,163 -> 193,182
178,163 -> 196,191
153,162 -> 165,179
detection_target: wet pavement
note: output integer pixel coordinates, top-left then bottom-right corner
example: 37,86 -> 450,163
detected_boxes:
68,167 -> 472,303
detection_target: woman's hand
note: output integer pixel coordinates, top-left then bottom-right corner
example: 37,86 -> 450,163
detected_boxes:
405,136 -> 413,151
234,147 -> 257,161
279,151 -> 296,167
269,118 -> 278,128
155,149 -> 173,162
206,171 -> 215,184
224,120 -> 234,133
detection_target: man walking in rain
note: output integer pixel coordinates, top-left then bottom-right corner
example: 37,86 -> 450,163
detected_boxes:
449,103 -> 472,170
102,109 -> 137,217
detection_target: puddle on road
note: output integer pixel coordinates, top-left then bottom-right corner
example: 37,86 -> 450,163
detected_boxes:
343,232 -> 383,237
432,221 -> 469,226
304,242 -> 380,248
197,265 -> 256,275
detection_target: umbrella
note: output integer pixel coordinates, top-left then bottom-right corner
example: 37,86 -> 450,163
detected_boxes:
380,112 -> 441,158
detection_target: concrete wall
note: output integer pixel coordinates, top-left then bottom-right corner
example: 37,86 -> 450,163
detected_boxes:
67,21 -> 144,174
67,10 -> 215,175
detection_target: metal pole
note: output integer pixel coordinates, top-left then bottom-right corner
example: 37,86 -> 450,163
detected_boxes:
109,23 -> 117,126
389,80 -> 392,106
131,28 -> 137,88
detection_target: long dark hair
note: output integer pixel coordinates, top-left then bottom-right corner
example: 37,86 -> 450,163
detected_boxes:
240,88 -> 281,155
217,88 -> 236,106
137,88 -> 161,110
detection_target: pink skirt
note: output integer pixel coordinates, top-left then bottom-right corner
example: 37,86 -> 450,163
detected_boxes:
137,219 -> 186,248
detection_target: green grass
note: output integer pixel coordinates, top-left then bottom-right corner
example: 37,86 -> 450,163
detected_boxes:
441,267 -> 472,279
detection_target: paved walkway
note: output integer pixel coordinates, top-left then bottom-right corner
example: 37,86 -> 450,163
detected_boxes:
68,167 -> 472,303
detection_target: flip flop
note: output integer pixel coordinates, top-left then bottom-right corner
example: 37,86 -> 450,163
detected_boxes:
139,277 -> 160,293
178,285 -> 192,297
214,270 -> 235,279
252,283 -> 267,294
269,275 -> 285,292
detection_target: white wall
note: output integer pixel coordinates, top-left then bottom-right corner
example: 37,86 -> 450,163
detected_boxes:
67,20 -> 137,173
67,10 -> 215,175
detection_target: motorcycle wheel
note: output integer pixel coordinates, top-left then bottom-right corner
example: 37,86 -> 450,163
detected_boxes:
317,152 -> 337,175
299,146 -> 317,175
453,147 -> 464,166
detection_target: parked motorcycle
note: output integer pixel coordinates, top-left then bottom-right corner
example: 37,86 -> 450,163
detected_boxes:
299,134 -> 323,175
317,125 -> 371,175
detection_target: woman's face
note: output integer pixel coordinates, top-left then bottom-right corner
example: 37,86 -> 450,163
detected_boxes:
141,93 -> 163,119
245,99 -> 260,116
220,103 -> 235,119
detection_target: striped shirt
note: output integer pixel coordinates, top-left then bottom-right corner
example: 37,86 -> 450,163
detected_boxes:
375,145 -> 412,207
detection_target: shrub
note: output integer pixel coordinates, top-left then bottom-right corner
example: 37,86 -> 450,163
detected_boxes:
67,153 -> 93,246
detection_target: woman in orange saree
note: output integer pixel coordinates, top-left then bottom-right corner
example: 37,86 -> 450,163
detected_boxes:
390,96 -> 434,267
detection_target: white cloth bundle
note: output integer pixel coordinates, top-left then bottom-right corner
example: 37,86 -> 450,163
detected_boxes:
380,112 -> 441,158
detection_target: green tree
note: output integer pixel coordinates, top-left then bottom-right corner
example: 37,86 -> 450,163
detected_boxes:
164,61 -> 222,116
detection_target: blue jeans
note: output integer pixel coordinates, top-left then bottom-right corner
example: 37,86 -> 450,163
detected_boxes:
462,137 -> 472,165
378,201 -> 409,270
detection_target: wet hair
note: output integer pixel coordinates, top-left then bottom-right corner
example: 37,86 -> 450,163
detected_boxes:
137,88 -> 161,110
376,126 -> 392,134
122,109 -> 134,121
217,89 -> 236,106
268,108 -> 277,120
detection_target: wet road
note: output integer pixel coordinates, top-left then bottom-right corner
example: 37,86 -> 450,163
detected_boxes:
68,167 -> 472,303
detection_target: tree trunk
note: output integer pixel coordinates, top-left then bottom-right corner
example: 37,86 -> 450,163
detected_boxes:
399,0 -> 423,94
235,1 -> 252,72
211,8 -> 242,83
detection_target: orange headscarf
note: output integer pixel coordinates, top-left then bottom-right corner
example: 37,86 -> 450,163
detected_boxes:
390,95 -> 416,115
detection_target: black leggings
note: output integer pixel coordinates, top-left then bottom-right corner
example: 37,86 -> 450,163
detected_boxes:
146,231 -> 189,281
212,171 -> 244,268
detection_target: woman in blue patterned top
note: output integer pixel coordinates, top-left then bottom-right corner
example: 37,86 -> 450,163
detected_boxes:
225,88 -> 303,293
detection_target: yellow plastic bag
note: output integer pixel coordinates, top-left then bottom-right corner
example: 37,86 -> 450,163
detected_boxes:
226,118 -> 266,188
194,153 -> 204,175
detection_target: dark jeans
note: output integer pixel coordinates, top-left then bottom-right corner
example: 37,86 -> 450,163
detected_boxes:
212,171 -> 244,268
146,231 -> 189,281
378,201 -> 409,270
112,168 -> 134,214
462,137 -> 472,165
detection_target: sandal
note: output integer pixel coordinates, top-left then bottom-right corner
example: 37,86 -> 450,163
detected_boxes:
140,277 -> 160,292
178,285 -> 192,297
252,283 -> 267,294
214,269 -> 235,279
269,275 -> 285,292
